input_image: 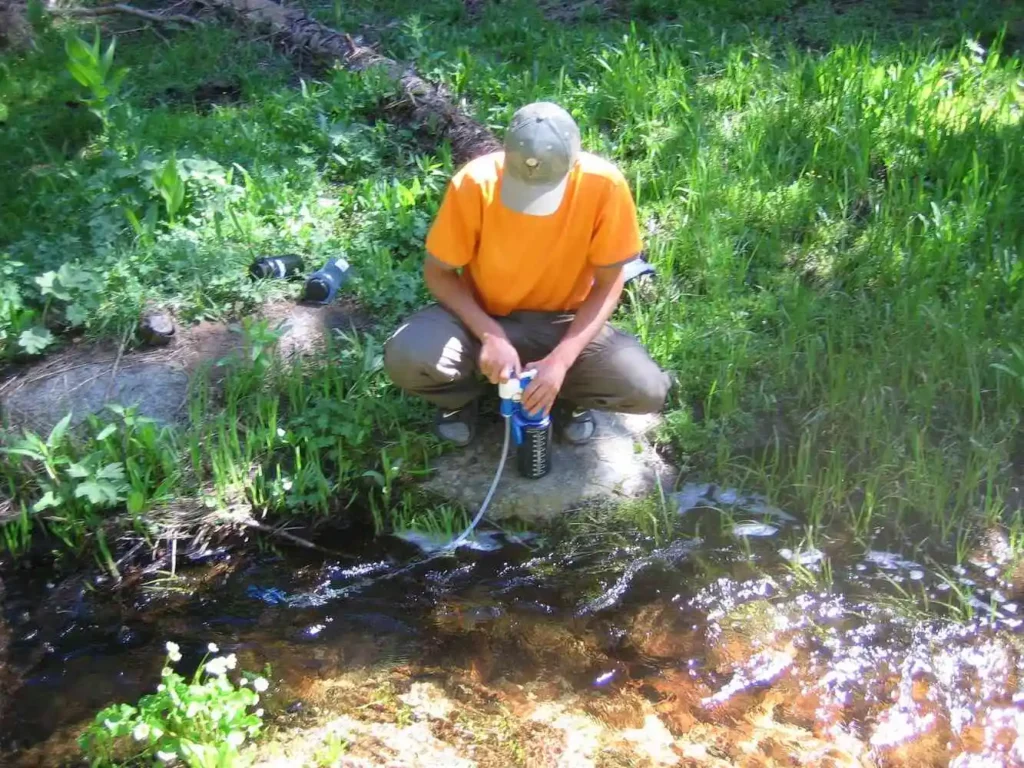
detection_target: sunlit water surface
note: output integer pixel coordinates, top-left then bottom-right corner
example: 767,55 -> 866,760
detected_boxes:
2,484 -> 1022,766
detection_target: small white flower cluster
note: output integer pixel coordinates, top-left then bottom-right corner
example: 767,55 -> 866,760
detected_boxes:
165,641 -> 182,663
203,653 -> 238,677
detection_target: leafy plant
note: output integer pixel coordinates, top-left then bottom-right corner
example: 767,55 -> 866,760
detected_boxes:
0,405 -> 180,558
78,641 -> 267,767
64,29 -> 128,126
153,156 -> 188,226
17,326 -> 54,355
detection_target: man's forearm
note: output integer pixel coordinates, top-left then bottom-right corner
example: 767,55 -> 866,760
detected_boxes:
552,267 -> 626,365
424,260 -> 506,342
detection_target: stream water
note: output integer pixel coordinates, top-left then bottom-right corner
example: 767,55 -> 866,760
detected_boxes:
1,485 -> 1023,767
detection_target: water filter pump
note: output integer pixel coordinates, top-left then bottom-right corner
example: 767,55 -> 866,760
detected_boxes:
498,371 -> 553,479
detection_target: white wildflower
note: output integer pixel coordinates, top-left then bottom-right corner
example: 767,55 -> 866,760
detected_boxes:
132,723 -> 151,742
161,668 -> 172,678
255,708 -> 264,718
239,678 -> 248,686
207,643 -> 219,654
165,641 -> 182,663
227,731 -> 246,747
204,657 -> 229,677
157,684 -> 166,692
253,677 -> 269,692
225,653 -> 237,670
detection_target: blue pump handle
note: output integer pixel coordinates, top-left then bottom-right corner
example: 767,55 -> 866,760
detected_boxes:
500,371 -> 549,447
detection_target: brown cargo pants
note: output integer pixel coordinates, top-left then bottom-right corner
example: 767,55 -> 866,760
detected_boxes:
383,304 -> 671,413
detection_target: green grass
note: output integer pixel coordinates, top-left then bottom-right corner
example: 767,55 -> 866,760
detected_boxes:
364,0 -> 1024,563
1,1 -> 1023,577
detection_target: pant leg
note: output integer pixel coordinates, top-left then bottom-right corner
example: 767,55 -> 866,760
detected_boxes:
383,304 -> 484,410
559,324 -> 671,414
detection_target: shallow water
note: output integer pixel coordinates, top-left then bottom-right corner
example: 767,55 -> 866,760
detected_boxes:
2,486 -> 1023,766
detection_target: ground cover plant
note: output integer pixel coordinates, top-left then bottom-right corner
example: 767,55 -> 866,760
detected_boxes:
0,0 -> 1021,622
78,641 -> 269,768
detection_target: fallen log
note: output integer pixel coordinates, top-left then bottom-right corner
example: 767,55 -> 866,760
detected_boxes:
53,3 -> 204,26
204,0 -> 501,164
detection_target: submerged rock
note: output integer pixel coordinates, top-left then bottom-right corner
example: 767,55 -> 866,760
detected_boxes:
422,412 -> 673,523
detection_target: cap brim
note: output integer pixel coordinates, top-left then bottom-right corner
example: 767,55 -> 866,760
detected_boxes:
500,173 -> 568,216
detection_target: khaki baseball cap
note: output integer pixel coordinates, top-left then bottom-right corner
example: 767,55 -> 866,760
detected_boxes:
500,102 -> 581,216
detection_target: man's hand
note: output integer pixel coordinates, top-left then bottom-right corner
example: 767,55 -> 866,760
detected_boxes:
479,332 -> 521,384
521,352 -> 570,416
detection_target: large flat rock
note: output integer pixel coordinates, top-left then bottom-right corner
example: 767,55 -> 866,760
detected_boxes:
422,411 -> 673,523
0,301 -> 365,435
2,361 -> 190,433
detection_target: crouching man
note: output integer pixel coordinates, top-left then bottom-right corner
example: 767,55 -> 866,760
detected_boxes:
384,101 -> 671,447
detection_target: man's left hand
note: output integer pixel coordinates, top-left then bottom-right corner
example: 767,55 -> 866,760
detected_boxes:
521,352 -> 571,416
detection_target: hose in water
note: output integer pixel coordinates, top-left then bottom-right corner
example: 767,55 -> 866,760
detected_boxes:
283,416 -> 513,605
445,415 -> 511,551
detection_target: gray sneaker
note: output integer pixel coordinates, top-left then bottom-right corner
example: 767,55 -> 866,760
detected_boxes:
434,400 -> 479,447
555,404 -> 595,445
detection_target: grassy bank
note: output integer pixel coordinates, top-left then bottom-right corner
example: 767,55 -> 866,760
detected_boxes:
0,20 -> 452,562
1,0 -> 1023,573
326,0 -> 1024,560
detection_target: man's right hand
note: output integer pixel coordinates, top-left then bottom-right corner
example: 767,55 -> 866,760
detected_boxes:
479,332 -> 521,384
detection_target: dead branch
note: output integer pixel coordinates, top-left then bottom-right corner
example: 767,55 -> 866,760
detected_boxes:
53,3 -> 204,26
204,0 -> 500,164
235,516 -> 344,556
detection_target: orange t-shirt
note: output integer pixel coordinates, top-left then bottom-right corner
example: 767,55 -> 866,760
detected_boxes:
424,151 -> 643,316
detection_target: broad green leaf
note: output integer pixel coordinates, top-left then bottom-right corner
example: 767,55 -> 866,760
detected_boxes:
66,58 -> 99,90
35,271 -> 70,300
127,489 -> 146,515
65,303 -> 89,327
57,263 -> 97,291
48,412 -> 73,448
75,480 -> 120,506
155,157 -> 186,220
67,462 -> 91,479
32,490 -> 62,513
96,462 -> 126,482
95,424 -> 118,442
64,35 -> 94,68
19,326 -> 54,355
